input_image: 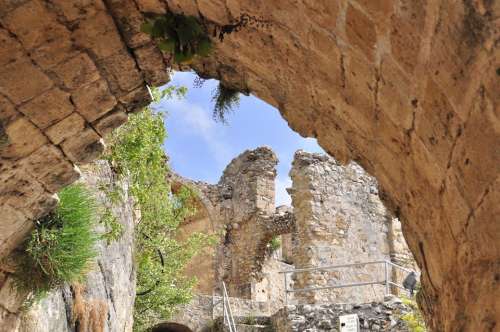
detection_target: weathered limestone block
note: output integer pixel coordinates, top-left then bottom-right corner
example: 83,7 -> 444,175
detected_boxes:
97,51 -> 144,94
18,145 -> 81,193
345,4 -> 377,62
49,0 -> 105,22
105,0 -> 151,49
0,205 -> 33,259
1,0 -> 70,51
0,59 -> 53,105
119,85 -> 152,113
72,11 -> 125,60
72,79 -> 117,122
0,278 -> 27,313
0,307 -> 20,332
60,128 -> 105,164
133,44 -> 170,86
18,88 -> 74,130
92,107 -> 129,136
0,190 -> 57,258
0,28 -> 24,66
52,53 -> 100,90
0,117 -> 47,160
44,113 -> 87,145
135,0 -> 167,14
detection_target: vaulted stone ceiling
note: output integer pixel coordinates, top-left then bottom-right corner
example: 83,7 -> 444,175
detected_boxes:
0,1 -> 498,331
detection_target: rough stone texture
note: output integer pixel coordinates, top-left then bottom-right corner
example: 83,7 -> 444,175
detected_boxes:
252,256 -> 293,314
176,147 -> 295,298
171,294 -> 271,332
0,0 -> 159,260
271,295 -> 415,332
175,148 -> 416,331
289,151 -> 416,304
0,161 -> 136,332
0,0 -> 498,330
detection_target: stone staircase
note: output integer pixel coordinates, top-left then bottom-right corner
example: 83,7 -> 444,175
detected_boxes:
214,316 -> 274,332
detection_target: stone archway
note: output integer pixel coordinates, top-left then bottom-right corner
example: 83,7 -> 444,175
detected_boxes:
0,1 -> 498,331
151,322 -> 193,332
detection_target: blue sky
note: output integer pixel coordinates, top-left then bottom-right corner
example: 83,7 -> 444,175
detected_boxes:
154,72 -> 324,206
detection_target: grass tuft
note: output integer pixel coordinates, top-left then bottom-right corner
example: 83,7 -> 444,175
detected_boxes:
14,184 -> 99,303
212,83 -> 240,123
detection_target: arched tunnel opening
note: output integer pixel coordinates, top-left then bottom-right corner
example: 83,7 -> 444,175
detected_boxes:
151,322 -> 193,332
0,1 -> 496,331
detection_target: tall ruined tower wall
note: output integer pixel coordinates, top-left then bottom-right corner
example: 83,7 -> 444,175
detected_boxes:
289,150 -> 415,304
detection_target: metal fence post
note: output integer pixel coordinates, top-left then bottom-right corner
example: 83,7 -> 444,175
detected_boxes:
284,272 -> 288,307
384,261 -> 389,295
223,294 -> 227,326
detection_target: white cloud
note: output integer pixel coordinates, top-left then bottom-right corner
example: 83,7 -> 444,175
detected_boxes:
299,137 -> 325,153
163,98 -> 232,167
275,175 -> 292,207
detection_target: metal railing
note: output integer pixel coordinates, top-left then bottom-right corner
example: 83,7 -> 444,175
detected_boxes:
280,260 -> 418,305
221,281 -> 238,332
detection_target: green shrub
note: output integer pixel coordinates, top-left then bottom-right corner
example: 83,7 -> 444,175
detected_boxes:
401,295 -> 427,332
99,207 -> 123,244
141,12 -> 212,64
268,236 -> 281,252
14,184 -> 99,303
212,83 -> 240,123
105,87 -> 213,331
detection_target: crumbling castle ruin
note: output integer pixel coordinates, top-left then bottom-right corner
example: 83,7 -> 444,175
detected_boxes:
171,147 -> 417,330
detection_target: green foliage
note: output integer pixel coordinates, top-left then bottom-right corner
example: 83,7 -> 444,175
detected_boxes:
96,179 -> 125,243
14,184 -> 99,303
243,314 -> 257,325
401,295 -> 427,332
105,91 -> 213,331
212,83 -> 240,123
99,207 -> 124,244
141,12 -> 212,64
150,85 -> 187,103
268,236 -> 281,252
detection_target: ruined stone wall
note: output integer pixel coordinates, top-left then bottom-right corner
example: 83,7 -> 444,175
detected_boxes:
179,148 -> 415,311
289,151 -> 400,304
170,294 -> 271,332
177,147 -> 295,298
1,1 -> 498,330
252,252 -> 293,314
271,295 -> 417,332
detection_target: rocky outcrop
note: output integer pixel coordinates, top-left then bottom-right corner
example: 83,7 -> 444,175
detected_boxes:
1,161 -> 137,332
0,1 -> 498,330
272,295 -> 417,332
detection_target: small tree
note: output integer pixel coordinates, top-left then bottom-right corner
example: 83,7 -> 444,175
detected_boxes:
105,86 -> 213,331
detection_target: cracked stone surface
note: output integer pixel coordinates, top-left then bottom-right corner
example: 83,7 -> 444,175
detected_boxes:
0,0 -> 498,330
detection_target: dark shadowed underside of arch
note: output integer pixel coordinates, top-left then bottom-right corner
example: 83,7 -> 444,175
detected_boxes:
152,322 -> 193,332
